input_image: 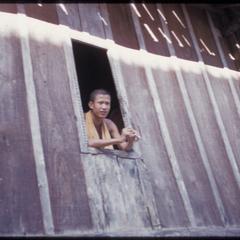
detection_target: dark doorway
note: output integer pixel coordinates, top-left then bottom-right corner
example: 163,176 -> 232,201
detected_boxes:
71,39 -> 124,134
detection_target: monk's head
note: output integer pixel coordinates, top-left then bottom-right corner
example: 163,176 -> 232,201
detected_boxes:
88,89 -> 111,119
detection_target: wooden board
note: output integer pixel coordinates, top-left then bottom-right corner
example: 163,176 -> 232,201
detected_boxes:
24,3 -> 59,25
116,54 -> 189,227
56,4 -> 82,31
81,153 -> 151,231
161,4 -> 197,61
27,20 -> 92,233
186,6 -> 223,68
78,3 -> 105,39
232,73 -> 240,100
207,67 -> 240,175
152,62 -> 222,226
0,18 -> 43,234
107,4 -> 139,50
0,4 -> 17,13
181,62 -> 240,225
135,3 -> 169,56
219,36 -> 237,70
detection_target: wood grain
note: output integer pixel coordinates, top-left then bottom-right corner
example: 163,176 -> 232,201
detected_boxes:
161,4 -> 197,61
116,54 -> 190,227
24,3 -> 59,25
186,6 -> 222,67
78,3 -> 105,39
81,153 -> 151,231
27,21 -> 92,232
56,4 -> 82,31
182,64 -> 240,225
107,4 -> 139,49
136,3 -> 169,56
0,20 -> 43,234
152,65 -> 222,226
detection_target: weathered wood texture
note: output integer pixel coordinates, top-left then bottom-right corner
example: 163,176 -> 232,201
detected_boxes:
135,3 -> 169,56
218,36 -> 237,70
151,61 -> 222,227
161,4 -> 197,61
81,153 -> 152,232
186,6 -> 223,68
180,62 -> 240,225
78,4 -> 106,39
56,4 -> 82,31
27,19 -> 92,233
0,4 -> 17,13
107,4 -> 139,49
113,52 -> 189,227
24,4 -> 58,25
0,3 -> 240,237
0,14 -> 44,234
207,67 -> 240,172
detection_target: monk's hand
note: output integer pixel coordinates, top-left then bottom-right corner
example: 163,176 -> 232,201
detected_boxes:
123,127 -> 140,142
120,128 -> 130,142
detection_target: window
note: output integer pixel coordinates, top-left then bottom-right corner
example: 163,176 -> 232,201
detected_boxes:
71,39 -> 124,150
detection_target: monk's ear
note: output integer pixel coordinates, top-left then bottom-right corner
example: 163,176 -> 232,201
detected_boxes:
88,101 -> 93,109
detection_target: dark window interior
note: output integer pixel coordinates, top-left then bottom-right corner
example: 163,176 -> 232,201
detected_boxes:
71,39 -> 124,137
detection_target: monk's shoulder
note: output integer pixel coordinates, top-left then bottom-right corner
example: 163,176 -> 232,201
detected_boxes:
104,118 -> 116,130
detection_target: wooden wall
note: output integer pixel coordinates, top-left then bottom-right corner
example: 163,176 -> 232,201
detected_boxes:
0,3 -> 240,237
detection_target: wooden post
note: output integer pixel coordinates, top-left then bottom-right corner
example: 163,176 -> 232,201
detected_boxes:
17,6 -> 54,234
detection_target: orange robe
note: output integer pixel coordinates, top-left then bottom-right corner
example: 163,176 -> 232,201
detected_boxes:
85,111 -> 114,149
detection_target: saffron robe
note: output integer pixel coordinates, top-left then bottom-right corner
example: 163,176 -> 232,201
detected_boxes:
85,111 -> 114,149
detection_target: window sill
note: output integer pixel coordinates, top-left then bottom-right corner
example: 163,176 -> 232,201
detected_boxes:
81,147 -> 142,159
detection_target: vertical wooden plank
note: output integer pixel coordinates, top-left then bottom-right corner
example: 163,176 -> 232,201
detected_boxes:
0,4 -> 17,13
27,19 -> 92,233
108,49 -> 161,228
207,67 -> 240,171
218,34 -> 237,70
152,62 -> 222,227
109,49 -> 190,227
17,9 -> 54,234
158,4 -> 226,226
215,26 -> 237,70
107,4 -> 139,49
186,5 -> 223,67
99,3 -> 113,40
232,72 -> 240,101
56,4 -> 82,31
78,3 -> 105,39
208,12 -> 240,172
208,11 -> 240,122
180,62 -> 240,225
81,153 -> 151,232
24,3 -> 59,25
161,4 -> 198,61
0,13 -> 43,234
117,157 -> 151,228
182,3 -> 240,195
135,3 -> 170,56
127,4 -> 222,226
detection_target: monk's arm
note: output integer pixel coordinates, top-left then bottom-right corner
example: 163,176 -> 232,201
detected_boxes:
107,120 -> 135,151
88,137 -> 125,148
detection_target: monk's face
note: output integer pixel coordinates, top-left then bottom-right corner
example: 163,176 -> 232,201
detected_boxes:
89,94 -> 111,119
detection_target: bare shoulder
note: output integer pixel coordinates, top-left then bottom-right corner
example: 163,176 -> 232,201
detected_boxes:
104,118 -> 117,131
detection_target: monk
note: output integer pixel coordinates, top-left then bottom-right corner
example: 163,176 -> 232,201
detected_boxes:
85,89 -> 140,151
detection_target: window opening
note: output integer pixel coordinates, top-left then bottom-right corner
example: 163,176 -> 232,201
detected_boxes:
71,39 -> 125,149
